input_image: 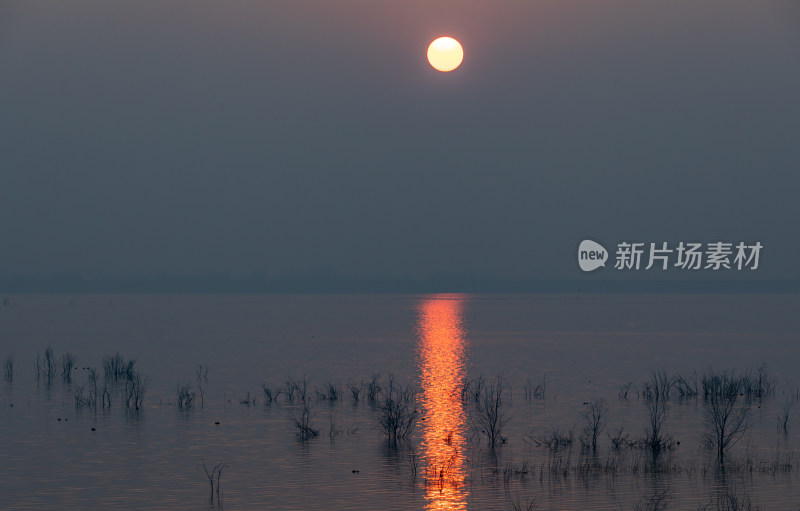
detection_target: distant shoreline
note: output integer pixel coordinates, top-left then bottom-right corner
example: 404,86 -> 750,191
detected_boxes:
0,275 -> 797,294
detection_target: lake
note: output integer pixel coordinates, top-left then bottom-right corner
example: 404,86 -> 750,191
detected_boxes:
1,293 -> 799,510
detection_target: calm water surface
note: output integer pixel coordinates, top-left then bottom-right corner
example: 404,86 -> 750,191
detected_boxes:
1,293 -> 799,510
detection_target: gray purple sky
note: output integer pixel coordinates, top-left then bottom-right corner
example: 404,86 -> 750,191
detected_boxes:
1,1 -> 798,288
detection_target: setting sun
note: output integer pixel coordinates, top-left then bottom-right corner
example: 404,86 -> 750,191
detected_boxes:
427,37 -> 463,72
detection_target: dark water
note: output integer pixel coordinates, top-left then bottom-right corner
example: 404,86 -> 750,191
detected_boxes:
1,293 -> 799,510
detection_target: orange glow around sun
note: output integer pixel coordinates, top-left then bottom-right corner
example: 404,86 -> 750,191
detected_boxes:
417,295 -> 469,510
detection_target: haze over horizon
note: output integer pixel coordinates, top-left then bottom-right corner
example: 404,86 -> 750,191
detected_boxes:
2,1 -> 798,290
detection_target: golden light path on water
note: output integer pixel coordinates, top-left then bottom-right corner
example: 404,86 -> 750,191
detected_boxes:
417,294 -> 469,511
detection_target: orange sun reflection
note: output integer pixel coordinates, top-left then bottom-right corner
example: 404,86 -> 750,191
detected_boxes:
417,294 -> 469,511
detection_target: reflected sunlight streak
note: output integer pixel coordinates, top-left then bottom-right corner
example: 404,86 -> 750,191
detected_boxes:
417,294 -> 469,511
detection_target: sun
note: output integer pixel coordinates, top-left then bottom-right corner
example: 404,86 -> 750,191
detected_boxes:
427,37 -> 463,72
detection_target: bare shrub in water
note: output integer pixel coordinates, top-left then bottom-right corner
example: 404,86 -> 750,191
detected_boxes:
526,427 -> 574,451
292,377 -> 319,440
424,452 -> 460,490
778,397 -> 792,434
366,373 -> 382,404
177,383 -> 196,408
101,382 -> 113,409
199,458 -> 228,505
642,370 -> 673,402
61,352 -> 76,383
196,364 -> 208,408
284,375 -> 310,403
378,374 -> 417,444
261,383 -> 278,404
294,400 -> 319,440
348,380 -> 362,404
608,426 -> 633,450
641,373 -> 674,453
673,371 -> 699,399
103,352 -> 124,380
4,355 -> 13,383
618,381 -> 633,400
461,374 -> 486,405
580,399 -> 607,452
703,377 -> 749,462
702,365 -> 773,402
472,374 -> 509,448
75,368 -> 99,409
36,346 -> 56,380
124,370 -> 146,410
746,363 -> 774,399
523,374 -> 546,402
316,382 -> 340,402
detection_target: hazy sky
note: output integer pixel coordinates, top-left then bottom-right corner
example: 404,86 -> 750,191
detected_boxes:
1,1 -> 798,283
